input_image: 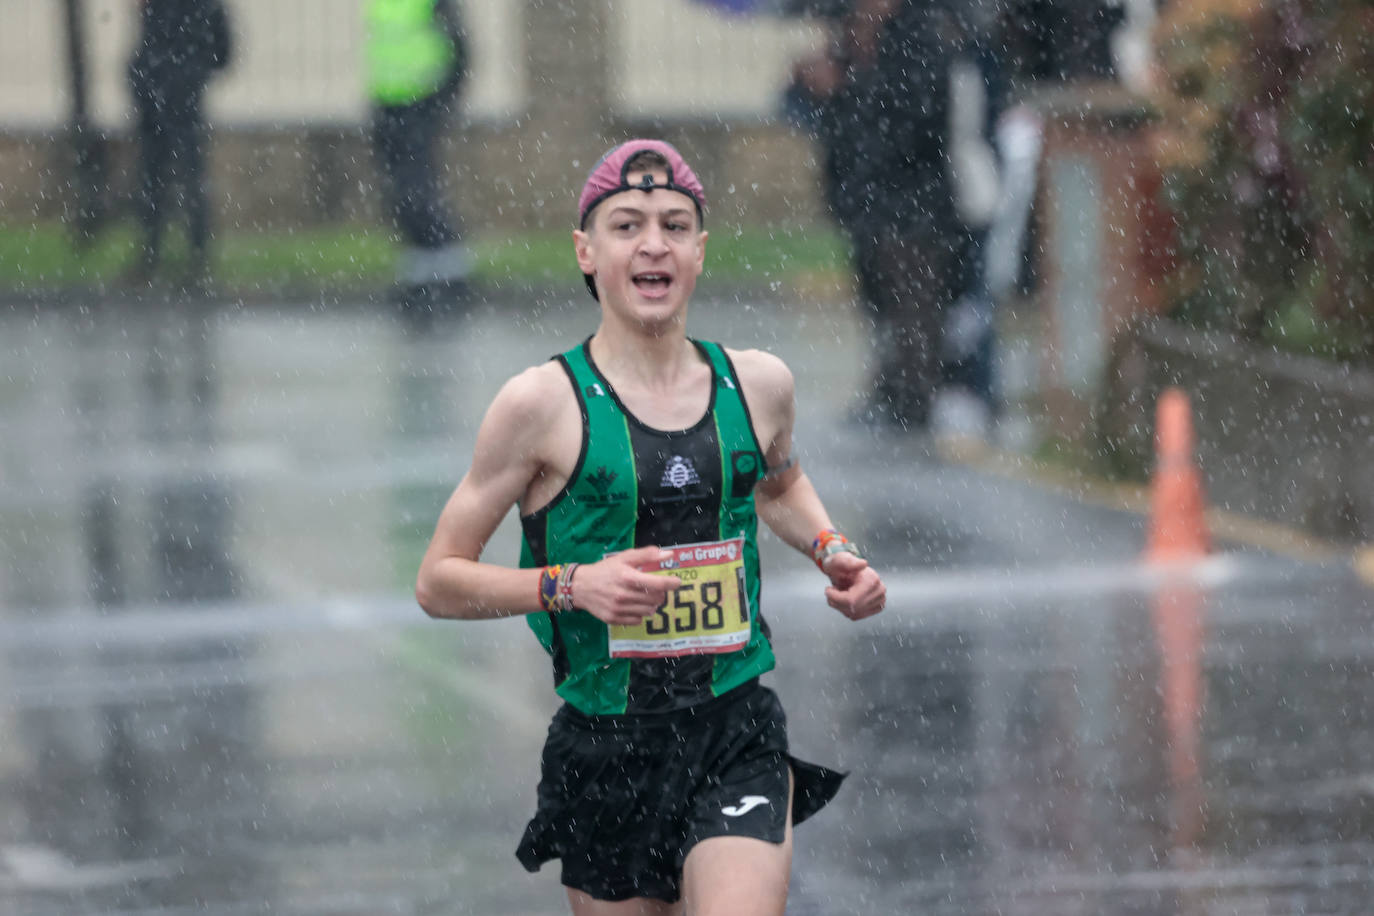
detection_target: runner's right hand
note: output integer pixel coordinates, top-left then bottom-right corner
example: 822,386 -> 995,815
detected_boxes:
572,546 -> 682,626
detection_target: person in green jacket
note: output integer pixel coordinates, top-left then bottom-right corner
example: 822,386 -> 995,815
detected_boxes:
365,0 -> 470,312
416,139 -> 887,914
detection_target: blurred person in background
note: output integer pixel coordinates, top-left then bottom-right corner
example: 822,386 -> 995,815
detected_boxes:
787,0 -> 962,434
788,0 -> 1141,438
936,0 -> 1011,437
123,0 -> 232,293
927,0 -> 1139,434
365,0 -> 472,313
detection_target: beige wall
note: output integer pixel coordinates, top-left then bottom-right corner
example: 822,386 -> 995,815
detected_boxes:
0,1 -> 832,232
0,0 -> 526,127
0,0 -> 68,129
612,2 -> 824,119
0,0 -> 821,129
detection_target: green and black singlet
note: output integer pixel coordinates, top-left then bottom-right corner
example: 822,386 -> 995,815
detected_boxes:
519,338 -> 776,715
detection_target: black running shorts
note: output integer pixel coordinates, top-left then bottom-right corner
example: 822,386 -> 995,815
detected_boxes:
514,679 -> 845,903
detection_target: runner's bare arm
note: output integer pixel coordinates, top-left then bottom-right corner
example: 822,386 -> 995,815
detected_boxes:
415,365 -> 560,619
415,364 -> 679,623
731,349 -> 831,550
733,348 -> 886,620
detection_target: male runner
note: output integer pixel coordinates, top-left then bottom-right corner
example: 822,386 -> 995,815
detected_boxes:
415,139 -> 886,915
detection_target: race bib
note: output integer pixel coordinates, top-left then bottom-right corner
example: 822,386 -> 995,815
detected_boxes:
608,536 -> 752,659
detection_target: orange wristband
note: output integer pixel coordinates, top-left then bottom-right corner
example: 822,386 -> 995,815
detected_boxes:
811,528 -> 860,570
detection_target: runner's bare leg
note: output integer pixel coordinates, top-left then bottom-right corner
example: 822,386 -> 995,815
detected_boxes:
678,771 -> 794,916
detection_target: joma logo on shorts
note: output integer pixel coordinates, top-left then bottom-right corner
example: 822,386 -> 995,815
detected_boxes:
721,795 -> 770,817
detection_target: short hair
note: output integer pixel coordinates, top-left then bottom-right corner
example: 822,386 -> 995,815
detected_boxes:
622,149 -> 671,174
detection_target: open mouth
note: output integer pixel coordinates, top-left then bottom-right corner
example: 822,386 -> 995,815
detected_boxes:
632,272 -> 672,295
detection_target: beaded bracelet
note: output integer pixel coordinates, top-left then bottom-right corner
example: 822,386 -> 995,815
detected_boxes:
538,563 -> 580,613
811,527 -> 860,570
556,563 -> 578,612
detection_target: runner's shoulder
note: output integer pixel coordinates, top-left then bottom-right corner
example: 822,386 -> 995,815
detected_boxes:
487,360 -> 575,430
721,346 -> 794,402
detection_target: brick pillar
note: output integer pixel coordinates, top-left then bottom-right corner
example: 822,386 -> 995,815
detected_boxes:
1031,82 -> 1163,442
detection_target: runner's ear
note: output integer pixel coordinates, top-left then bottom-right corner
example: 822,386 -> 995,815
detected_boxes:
573,229 -> 595,275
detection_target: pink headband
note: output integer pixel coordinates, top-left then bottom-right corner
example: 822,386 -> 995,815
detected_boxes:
577,139 -> 706,229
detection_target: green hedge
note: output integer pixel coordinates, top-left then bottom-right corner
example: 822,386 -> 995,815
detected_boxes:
1155,0 -> 1374,361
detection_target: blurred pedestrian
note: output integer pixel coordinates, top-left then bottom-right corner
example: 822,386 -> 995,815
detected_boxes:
123,0 -> 232,293
938,0 -> 1010,432
365,0 -> 472,312
788,0 -> 966,433
803,0 -> 896,258
415,139 -> 886,912
858,0 -> 966,432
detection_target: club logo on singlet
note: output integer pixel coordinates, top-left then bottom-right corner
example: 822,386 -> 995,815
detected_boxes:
582,465 -> 629,507
730,450 -> 761,498
660,455 -> 701,489
587,466 -> 617,495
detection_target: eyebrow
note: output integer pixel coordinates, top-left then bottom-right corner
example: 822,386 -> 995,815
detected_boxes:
605,205 -> 696,220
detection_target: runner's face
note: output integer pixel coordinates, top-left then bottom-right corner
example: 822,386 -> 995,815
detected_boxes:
574,168 -> 706,328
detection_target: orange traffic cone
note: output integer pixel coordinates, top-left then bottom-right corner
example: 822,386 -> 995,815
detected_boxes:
1145,387 -> 1210,562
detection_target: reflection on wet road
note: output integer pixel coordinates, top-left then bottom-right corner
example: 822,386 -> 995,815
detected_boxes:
2,299 -> 1372,914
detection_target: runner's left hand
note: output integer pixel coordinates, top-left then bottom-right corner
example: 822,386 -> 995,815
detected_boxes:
821,552 -> 885,621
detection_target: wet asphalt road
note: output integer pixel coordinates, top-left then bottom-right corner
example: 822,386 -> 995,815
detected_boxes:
2,294 -> 1373,915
